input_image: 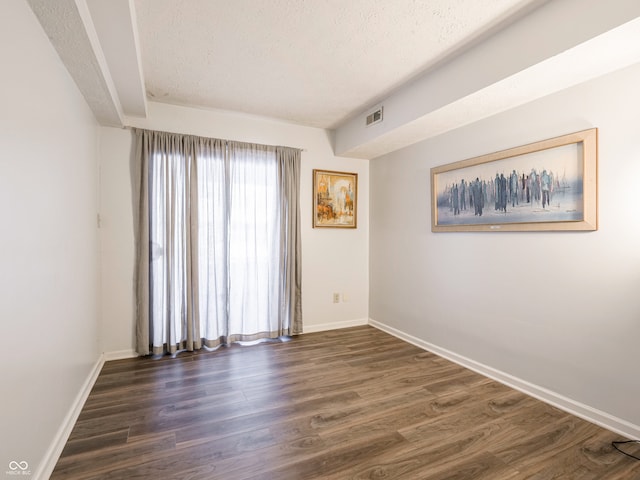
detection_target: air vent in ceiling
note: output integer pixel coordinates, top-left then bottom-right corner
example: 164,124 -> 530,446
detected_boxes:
366,107 -> 383,126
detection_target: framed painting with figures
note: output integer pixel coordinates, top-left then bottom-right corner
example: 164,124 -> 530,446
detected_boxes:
431,128 -> 598,232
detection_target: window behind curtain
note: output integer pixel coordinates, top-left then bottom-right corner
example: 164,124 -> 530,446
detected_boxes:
140,132 -> 298,355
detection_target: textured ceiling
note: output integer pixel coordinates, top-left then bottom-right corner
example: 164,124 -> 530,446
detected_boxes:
28,0 -> 640,158
133,0 -> 538,128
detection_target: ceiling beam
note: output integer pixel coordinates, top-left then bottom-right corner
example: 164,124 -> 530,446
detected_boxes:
333,0 -> 640,159
26,0 -> 148,126
86,0 -> 147,118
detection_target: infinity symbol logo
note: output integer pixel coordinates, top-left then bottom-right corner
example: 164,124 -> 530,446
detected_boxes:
8,461 -> 29,471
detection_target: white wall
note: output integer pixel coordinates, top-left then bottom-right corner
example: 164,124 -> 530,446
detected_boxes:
99,102 -> 369,354
370,62 -> 640,437
0,0 -> 101,477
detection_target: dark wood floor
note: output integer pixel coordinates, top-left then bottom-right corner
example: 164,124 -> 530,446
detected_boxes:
52,326 -> 640,479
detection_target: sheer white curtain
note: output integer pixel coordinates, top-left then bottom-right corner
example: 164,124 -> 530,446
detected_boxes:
132,129 -> 302,355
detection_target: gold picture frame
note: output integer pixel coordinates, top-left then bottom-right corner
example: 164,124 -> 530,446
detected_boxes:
431,128 -> 598,232
313,169 -> 357,228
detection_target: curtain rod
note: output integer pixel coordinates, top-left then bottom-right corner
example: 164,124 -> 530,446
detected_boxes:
121,125 -> 307,152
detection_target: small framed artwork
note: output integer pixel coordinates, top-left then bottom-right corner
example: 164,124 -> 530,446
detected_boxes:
431,128 -> 598,232
313,169 -> 357,228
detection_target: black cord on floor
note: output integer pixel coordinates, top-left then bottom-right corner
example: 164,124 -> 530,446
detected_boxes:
612,440 -> 640,461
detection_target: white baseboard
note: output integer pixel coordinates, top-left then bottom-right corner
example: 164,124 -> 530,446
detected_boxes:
368,318 -> 640,441
303,317 -> 369,334
35,354 -> 105,480
103,349 -> 138,361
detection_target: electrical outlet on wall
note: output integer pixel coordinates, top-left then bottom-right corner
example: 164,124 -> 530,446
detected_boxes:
333,293 -> 340,303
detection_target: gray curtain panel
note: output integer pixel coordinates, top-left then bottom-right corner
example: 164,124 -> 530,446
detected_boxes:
132,128 -> 302,355
277,146 -> 303,336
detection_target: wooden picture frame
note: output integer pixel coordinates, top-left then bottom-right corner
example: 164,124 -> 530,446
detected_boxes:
431,128 -> 598,232
313,169 -> 357,228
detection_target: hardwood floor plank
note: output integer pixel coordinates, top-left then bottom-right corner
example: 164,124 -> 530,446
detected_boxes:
507,429 -> 640,479
58,428 -> 129,457
244,432 -> 408,480
51,326 -> 640,479
74,428 -> 276,480
489,415 -> 600,468
171,391 -> 363,447
181,398 -> 439,480
51,433 -> 176,480
321,419 -> 526,480
416,452 -> 521,480
266,388 -> 435,445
